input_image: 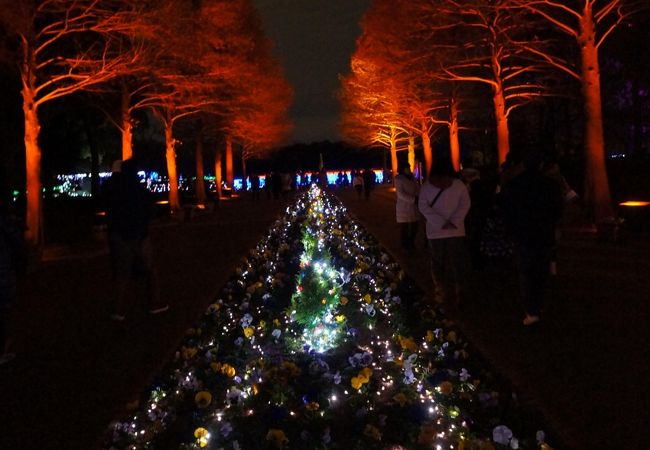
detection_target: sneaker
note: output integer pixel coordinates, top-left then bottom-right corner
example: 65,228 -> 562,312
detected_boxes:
149,305 -> 169,315
522,315 -> 541,326
110,313 -> 126,322
0,353 -> 16,366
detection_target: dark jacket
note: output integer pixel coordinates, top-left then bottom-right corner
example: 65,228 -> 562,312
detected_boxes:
102,173 -> 153,241
503,169 -> 564,248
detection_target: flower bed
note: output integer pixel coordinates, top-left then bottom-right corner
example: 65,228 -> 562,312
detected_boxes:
107,186 -> 554,450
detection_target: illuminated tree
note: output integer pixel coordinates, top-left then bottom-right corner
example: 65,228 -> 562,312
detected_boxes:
216,2 -> 292,186
0,0 -> 141,245
339,49 -> 409,180
512,0 -> 645,220
144,0 -> 267,212
402,0 -> 552,166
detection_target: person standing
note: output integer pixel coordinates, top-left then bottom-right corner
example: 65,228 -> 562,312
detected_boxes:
0,183 -> 25,365
103,159 -> 166,321
249,173 -> 260,201
353,170 -> 363,199
362,168 -> 376,200
418,157 -> 471,307
395,163 -> 420,250
503,151 -> 564,326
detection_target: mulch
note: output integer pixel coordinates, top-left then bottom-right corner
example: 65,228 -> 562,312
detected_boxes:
0,187 -> 647,450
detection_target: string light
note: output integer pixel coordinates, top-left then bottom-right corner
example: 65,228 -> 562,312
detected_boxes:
107,185 -> 548,450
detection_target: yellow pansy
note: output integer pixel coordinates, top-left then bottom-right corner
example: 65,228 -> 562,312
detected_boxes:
220,363 -> 236,378
398,335 -> 418,352
281,361 -> 301,377
243,327 -> 255,338
364,424 -> 382,441
259,320 -> 266,328
181,346 -> 198,360
363,294 -> 372,304
266,428 -> 289,449
321,298 -> 327,305
425,330 -> 435,342
335,314 -> 346,323
393,392 -> 408,407
252,383 -> 259,395
359,367 -> 373,381
194,391 -> 212,408
273,318 -> 281,327
351,376 -> 364,390
305,401 -> 320,411
194,427 -> 210,448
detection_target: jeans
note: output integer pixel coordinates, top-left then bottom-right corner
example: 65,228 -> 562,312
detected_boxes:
399,221 -> 418,249
428,237 -> 469,303
109,233 -> 161,314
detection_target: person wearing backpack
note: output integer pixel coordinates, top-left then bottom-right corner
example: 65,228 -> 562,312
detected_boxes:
418,157 -> 471,308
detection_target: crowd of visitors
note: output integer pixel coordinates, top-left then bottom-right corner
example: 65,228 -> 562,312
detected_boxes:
394,150 -> 574,327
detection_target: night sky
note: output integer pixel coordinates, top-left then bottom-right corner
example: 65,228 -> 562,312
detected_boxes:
251,0 -> 371,144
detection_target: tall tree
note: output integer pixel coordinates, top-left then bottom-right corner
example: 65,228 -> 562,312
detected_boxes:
513,0 -> 645,221
0,0 -> 140,245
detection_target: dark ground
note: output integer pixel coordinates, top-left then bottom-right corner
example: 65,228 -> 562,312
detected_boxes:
0,186 -> 648,450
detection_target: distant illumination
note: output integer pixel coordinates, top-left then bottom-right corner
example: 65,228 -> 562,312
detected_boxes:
619,201 -> 650,207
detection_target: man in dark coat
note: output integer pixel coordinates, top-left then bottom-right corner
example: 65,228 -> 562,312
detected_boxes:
103,159 -> 165,320
503,151 -> 564,326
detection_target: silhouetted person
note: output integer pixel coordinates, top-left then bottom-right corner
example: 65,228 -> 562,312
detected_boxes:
249,173 -> 260,201
102,159 -> 165,321
353,170 -> 363,198
0,181 -> 25,365
362,168 -> 376,200
271,172 -> 282,200
395,163 -> 420,249
503,150 -> 564,326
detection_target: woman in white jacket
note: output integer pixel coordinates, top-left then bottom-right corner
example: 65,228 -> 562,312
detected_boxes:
418,158 -> 471,306
395,164 -> 420,249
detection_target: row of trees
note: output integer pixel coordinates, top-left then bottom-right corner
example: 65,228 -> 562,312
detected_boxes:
339,0 -> 646,222
0,0 -> 293,246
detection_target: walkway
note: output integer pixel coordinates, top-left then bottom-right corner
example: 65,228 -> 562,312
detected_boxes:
336,184 -> 649,450
0,196 -> 285,450
1,187 -> 647,450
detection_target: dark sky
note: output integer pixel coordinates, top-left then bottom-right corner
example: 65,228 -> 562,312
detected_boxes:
251,0 -> 370,144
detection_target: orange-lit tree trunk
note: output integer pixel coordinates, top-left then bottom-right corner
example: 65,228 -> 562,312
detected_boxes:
163,119 -> 181,213
195,127 -> 206,205
214,148 -> 223,199
421,118 -> 432,177
492,79 -> 510,165
241,156 -> 248,191
225,135 -> 234,188
21,72 -> 42,245
579,11 -> 612,220
449,89 -> 461,171
407,135 -> 415,173
120,82 -> 134,161
389,126 -> 398,181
